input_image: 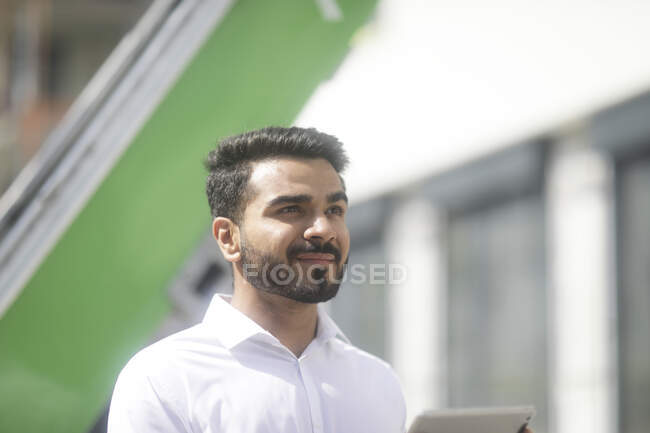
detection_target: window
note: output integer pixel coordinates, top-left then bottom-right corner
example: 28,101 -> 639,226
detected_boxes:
447,196 -> 548,433
617,155 -> 650,433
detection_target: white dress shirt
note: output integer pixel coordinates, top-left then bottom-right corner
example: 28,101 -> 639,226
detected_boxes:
107,295 -> 406,433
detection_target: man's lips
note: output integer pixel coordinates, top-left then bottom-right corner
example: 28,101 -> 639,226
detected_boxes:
296,253 -> 336,265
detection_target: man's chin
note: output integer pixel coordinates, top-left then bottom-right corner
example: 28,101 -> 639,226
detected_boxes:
255,281 -> 341,304
289,284 -> 340,304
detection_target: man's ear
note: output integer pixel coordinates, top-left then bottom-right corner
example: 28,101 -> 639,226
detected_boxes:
212,217 -> 241,263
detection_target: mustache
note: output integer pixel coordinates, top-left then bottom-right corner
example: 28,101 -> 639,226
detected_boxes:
287,241 -> 342,263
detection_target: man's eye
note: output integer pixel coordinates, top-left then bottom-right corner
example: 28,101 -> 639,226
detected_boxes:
327,206 -> 344,216
280,205 -> 300,214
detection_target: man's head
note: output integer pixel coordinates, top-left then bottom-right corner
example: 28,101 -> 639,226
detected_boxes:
206,127 -> 350,303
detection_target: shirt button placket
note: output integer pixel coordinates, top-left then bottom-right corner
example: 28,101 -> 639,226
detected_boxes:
297,357 -> 324,433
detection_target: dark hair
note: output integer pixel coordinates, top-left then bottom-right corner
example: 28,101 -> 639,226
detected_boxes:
205,126 -> 349,222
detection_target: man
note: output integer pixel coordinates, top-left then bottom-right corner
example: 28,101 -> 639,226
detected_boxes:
107,127 -> 407,432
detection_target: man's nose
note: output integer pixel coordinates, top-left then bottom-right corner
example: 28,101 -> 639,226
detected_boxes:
303,215 -> 336,243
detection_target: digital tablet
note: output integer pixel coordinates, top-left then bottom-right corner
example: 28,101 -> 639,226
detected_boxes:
408,406 -> 535,433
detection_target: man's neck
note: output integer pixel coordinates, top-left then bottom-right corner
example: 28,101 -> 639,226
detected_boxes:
229,280 -> 318,358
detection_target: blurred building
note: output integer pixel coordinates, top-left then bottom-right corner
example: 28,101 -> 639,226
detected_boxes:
0,1 -> 649,433
0,0 -> 151,194
327,104 -> 650,433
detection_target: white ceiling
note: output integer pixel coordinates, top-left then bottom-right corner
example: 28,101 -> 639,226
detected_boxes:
296,0 -> 650,203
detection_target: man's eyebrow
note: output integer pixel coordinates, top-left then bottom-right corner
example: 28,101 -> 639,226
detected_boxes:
267,194 -> 312,207
327,191 -> 348,204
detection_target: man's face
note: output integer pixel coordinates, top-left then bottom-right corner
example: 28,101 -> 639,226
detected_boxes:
237,157 -> 350,303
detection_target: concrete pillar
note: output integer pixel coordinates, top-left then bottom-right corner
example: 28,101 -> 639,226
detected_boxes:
546,132 -> 618,433
386,198 -> 447,425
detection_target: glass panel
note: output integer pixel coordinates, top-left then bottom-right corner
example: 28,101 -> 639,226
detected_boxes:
0,0 -> 153,195
448,196 -> 547,433
618,156 -> 650,433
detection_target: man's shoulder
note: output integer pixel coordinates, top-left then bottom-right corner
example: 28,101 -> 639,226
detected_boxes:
329,337 -> 392,368
108,325 -> 219,432
328,338 -> 404,389
117,322 -> 228,381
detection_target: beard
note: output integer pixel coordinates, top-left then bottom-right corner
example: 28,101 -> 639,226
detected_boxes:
239,238 -> 347,304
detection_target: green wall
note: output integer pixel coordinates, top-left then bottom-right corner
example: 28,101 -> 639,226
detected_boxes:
0,0 -> 376,431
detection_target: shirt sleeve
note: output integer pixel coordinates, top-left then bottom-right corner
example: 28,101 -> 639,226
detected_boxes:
107,355 -> 190,433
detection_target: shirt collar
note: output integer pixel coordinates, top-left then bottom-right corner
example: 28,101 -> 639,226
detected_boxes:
315,303 -> 350,345
202,294 -> 350,350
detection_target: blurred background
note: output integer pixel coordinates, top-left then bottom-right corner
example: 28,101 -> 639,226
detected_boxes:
0,1 -> 648,432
